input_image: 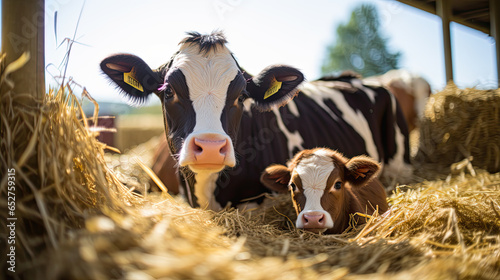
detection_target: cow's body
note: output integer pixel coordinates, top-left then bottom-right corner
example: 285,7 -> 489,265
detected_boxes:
261,148 -> 389,234
101,31 -> 411,211
363,69 -> 431,132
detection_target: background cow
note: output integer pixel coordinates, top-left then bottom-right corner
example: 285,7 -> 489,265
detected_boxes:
363,69 -> 432,132
261,148 -> 388,234
101,31 -> 411,211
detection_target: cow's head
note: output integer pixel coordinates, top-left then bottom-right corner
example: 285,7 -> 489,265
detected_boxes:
260,148 -> 380,234
101,31 -> 304,177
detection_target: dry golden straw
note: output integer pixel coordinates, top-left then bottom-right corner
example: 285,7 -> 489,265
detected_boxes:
415,83 -> 500,176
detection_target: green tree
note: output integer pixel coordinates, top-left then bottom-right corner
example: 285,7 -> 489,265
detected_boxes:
321,4 -> 401,77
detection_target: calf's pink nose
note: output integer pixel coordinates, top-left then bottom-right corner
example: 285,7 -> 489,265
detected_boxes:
193,138 -> 228,165
302,212 -> 326,228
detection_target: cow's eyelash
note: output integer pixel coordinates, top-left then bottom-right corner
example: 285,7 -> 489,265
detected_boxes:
158,82 -> 169,92
159,83 -> 174,99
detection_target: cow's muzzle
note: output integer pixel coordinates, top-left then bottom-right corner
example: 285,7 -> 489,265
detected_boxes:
296,210 -> 334,233
179,133 -> 235,173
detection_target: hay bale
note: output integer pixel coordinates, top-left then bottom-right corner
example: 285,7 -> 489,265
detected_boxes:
0,85 -> 140,277
415,83 -> 500,175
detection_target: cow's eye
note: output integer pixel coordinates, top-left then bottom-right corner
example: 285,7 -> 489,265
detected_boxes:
289,182 -> 297,191
334,182 -> 342,190
163,85 -> 174,100
238,91 -> 249,102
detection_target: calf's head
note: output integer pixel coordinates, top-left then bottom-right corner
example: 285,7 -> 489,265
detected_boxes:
261,148 -> 381,234
101,31 -> 304,177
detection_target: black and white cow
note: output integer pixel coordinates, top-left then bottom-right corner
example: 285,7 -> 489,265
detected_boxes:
101,31 -> 411,210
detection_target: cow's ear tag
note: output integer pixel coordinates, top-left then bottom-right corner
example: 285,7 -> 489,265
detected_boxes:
124,67 -> 144,92
263,77 -> 282,99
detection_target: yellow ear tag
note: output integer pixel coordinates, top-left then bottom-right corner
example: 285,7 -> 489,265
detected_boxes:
123,67 -> 144,92
263,77 -> 282,99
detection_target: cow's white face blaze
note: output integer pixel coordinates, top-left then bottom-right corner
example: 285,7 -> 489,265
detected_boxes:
294,150 -> 335,231
172,42 -> 239,172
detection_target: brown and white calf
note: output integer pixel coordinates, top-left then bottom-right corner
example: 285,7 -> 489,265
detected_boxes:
101,31 -> 410,211
261,148 -> 389,234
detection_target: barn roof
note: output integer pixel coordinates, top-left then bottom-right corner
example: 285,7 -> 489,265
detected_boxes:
397,0 -> 491,35
396,0 -> 499,87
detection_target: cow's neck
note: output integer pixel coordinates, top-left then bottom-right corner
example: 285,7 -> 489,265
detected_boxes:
179,167 -> 197,207
167,134 -> 221,210
193,171 -> 222,211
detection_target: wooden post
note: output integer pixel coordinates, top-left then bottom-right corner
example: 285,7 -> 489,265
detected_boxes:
491,0 -> 500,88
437,0 -> 454,83
1,0 -> 45,98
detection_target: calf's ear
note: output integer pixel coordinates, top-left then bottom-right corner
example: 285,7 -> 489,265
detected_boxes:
260,164 -> 291,193
100,54 -> 162,105
247,65 -> 304,111
344,156 -> 380,188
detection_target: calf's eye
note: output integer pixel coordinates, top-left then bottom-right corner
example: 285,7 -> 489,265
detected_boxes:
289,182 -> 297,191
334,182 -> 342,190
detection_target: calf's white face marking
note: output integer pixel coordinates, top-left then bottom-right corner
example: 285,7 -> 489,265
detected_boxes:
294,150 -> 335,229
173,42 -> 239,170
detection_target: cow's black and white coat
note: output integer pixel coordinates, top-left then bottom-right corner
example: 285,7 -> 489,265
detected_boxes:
101,31 -> 411,210
216,75 -> 411,208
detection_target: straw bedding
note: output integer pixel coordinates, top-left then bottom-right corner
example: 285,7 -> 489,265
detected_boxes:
1,58 -> 500,279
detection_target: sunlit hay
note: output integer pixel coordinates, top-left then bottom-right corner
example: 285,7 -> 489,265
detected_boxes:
214,194 -> 428,275
104,136 -> 162,194
36,195 -> 247,280
409,129 -> 420,158
382,171 -> 500,244
0,76 -> 140,271
415,83 -> 500,177
354,169 -> 500,279
211,168 -> 500,278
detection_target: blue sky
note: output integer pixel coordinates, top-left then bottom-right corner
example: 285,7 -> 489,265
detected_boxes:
4,0 -> 498,103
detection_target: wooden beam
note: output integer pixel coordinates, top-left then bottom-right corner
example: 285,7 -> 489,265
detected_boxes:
437,0 -> 454,83
1,0 -> 45,98
491,0 -> 500,87
396,0 -> 435,15
397,0 -> 491,35
456,8 -> 489,20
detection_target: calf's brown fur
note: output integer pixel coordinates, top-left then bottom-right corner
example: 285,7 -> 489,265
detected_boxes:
261,148 -> 389,234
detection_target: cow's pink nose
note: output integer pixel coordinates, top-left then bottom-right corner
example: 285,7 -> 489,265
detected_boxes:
302,212 -> 326,229
193,138 -> 228,165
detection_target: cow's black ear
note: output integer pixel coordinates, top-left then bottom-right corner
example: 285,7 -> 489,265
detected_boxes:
260,164 -> 291,193
247,65 -> 304,111
100,54 -> 163,105
344,156 -> 381,188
